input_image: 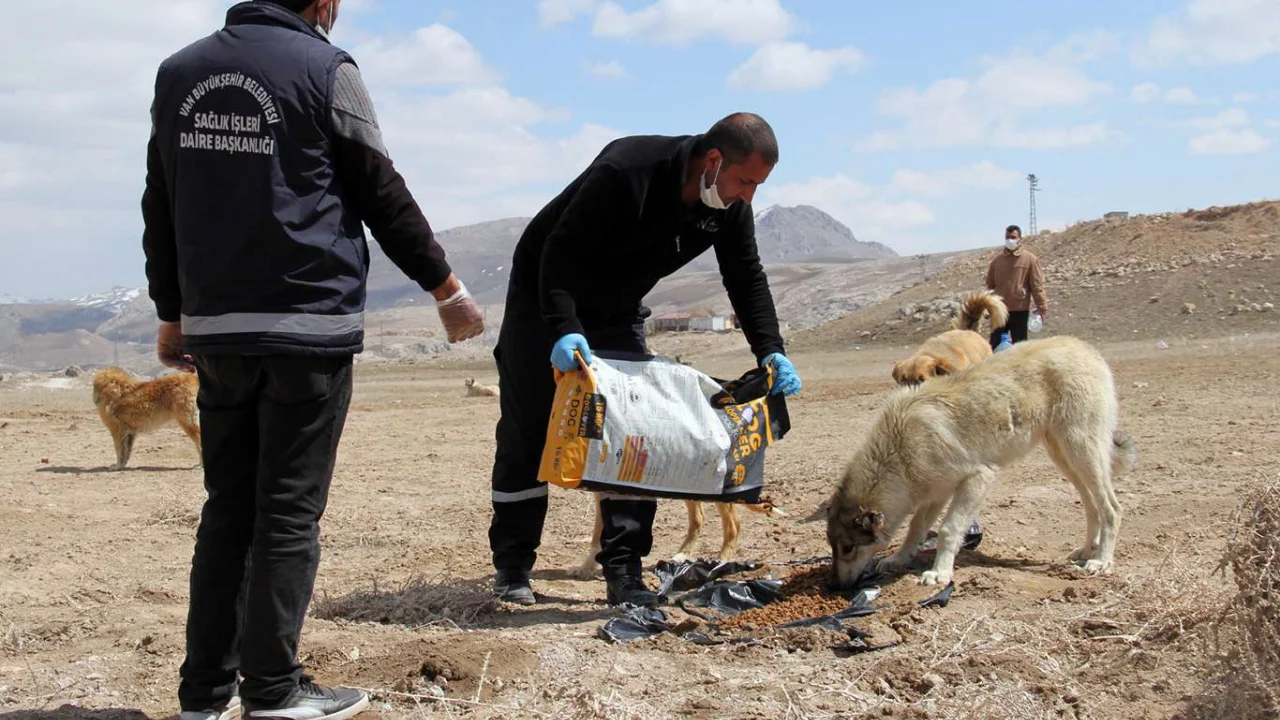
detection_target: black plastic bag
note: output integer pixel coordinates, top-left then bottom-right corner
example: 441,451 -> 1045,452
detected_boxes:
599,606 -> 671,643
654,558 -> 763,596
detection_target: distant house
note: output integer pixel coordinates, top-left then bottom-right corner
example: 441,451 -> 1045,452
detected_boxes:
1104,211 -> 1129,221
690,316 -> 732,332
649,312 -> 694,333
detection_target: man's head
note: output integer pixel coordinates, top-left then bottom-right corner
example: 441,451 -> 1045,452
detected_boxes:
263,0 -> 342,35
1005,224 -> 1022,251
694,112 -> 778,208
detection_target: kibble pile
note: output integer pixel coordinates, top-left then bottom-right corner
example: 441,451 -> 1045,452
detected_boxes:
719,564 -> 850,630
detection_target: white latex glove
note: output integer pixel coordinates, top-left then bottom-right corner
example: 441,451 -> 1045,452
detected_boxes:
436,283 -> 485,343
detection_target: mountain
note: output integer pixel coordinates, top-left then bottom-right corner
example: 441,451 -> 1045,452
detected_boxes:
0,204 -> 894,370
753,205 -> 896,262
365,204 -> 893,306
366,217 -> 530,308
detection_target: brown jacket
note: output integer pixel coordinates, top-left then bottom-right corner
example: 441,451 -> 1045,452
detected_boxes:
985,247 -> 1047,314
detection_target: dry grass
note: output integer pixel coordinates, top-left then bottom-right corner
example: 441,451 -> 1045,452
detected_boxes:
312,572 -> 497,628
1193,473 -> 1280,719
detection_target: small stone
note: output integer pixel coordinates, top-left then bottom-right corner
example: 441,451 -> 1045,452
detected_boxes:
1181,303 -> 1196,315
919,673 -> 945,692
1148,296 -> 1160,303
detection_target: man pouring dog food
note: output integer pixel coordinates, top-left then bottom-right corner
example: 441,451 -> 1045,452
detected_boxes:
488,112 -> 803,608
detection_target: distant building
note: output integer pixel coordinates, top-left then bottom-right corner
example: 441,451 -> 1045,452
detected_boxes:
648,312 -> 734,333
1104,211 -> 1129,221
690,316 -> 732,332
649,312 -> 694,333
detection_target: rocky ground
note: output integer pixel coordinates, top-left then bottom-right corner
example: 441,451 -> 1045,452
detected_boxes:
2,326 -> 1277,719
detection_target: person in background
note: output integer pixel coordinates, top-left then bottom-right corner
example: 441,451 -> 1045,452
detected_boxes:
141,1 -> 484,718
487,112 -> 802,609
985,224 -> 1047,349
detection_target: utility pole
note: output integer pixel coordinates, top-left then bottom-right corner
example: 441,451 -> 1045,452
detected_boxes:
1027,173 -> 1039,237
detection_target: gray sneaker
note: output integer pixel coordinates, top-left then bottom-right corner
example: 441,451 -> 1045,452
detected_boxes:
179,695 -> 241,720
243,678 -> 368,720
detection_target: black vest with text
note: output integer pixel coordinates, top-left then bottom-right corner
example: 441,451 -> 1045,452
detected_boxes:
151,1 -> 367,356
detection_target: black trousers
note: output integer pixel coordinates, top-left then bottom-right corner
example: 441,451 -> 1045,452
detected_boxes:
488,306 -> 656,575
178,354 -> 353,711
989,310 -> 1030,349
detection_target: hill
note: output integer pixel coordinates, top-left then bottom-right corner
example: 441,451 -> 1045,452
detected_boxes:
365,204 -> 893,307
792,200 -> 1280,352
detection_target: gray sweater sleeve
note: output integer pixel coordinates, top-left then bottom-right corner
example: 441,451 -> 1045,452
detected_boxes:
329,62 -> 453,292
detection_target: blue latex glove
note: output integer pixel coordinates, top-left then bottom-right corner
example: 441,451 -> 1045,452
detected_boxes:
551,333 -> 593,372
762,352 -> 801,396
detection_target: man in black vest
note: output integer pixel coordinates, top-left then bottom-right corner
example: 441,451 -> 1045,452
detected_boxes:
488,113 -> 803,608
142,2 -> 484,718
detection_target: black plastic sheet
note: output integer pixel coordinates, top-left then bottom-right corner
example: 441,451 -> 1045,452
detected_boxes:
600,549 -> 963,646
654,559 -> 762,596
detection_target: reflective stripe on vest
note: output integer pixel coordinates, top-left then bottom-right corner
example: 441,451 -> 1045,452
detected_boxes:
181,312 -> 364,336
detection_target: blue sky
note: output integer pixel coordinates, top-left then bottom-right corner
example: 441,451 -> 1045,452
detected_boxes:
2,0 -> 1277,300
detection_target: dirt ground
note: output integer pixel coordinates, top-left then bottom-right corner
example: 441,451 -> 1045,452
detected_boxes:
1,329 -> 1277,719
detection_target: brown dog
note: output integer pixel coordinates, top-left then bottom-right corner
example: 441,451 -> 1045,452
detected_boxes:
92,367 -> 201,470
572,493 -> 787,579
891,290 -> 1009,386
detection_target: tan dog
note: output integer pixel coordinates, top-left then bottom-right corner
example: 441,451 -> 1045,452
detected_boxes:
572,493 -> 787,579
828,336 -> 1136,589
891,290 -> 1009,386
92,367 -> 202,470
464,377 -> 500,398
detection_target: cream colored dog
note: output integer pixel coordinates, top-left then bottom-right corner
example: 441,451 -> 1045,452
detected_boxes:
92,367 -> 202,470
891,290 -> 1009,386
827,335 -> 1136,588
572,493 -> 787,579
464,377 -> 500,398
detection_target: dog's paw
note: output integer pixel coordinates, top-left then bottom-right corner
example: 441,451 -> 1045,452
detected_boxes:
876,554 -> 910,575
1069,546 -> 1096,562
918,569 -> 952,586
1077,558 -> 1113,576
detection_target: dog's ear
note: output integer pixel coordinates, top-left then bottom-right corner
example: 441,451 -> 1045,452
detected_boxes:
855,505 -> 885,532
933,357 -> 955,376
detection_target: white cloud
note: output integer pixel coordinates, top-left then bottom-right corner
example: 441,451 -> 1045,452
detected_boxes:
349,24 -> 500,87
1176,107 -> 1272,154
1233,91 -> 1261,103
757,174 -> 936,243
890,161 -> 1022,198
1163,86 -> 1201,104
1137,0 -> 1280,67
1131,82 -> 1161,104
1179,107 -> 1252,130
537,0 -> 598,29
1189,128 -> 1272,154
592,0 -> 797,45
0,0 -> 625,299
1130,82 -> 1218,105
858,34 -> 1113,152
726,42 -> 865,92
1044,30 -> 1122,63
587,60 -> 628,79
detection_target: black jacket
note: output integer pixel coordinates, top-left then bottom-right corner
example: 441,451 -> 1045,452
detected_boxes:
142,0 -> 452,356
507,134 -> 785,360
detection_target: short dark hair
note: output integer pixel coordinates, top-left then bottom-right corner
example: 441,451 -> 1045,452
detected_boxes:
701,112 -> 779,166
261,0 -> 315,13
1005,224 -> 1022,236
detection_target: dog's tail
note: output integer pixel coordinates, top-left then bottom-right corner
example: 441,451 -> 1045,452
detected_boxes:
952,290 -> 1009,332
1111,431 -> 1137,476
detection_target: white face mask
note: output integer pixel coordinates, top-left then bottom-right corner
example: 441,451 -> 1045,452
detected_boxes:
314,3 -> 334,39
1005,236 -> 1020,251
700,162 -> 727,210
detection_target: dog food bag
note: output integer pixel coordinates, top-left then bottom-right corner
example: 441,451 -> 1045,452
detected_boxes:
537,352 -> 790,502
